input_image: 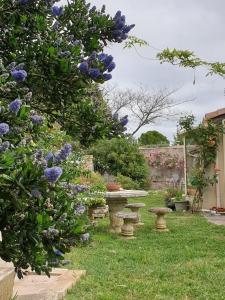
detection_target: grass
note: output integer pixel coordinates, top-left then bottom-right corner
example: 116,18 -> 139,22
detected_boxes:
65,191 -> 225,300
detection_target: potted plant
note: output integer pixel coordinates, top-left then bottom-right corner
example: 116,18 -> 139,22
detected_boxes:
164,188 -> 176,211
174,192 -> 190,211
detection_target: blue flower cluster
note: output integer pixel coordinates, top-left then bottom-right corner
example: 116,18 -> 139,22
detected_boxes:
69,184 -> 89,195
112,11 -> 135,43
0,123 -> 9,136
0,141 -> 10,152
58,51 -> 71,58
55,143 -> 72,162
52,6 -> 64,16
74,204 -> 86,215
18,0 -> 30,4
44,166 -> 62,183
8,99 -> 22,114
11,69 -> 27,82
31,189 -> 42,199
79,52 -> 116,81
120,115 -> 128,126
31,115 -> 44,125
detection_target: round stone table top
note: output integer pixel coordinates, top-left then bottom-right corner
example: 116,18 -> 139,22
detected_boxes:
105,190 -> 148,199
149,207 -> 172,214
126,202 -> 146,208
116,212 -> 137,221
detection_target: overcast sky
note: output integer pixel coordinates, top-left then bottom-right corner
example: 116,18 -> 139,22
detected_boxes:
62,0 -> 225,141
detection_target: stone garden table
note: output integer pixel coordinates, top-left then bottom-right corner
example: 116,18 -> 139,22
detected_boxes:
104,190 -> 148,233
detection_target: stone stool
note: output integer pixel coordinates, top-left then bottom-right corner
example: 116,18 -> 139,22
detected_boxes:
125,203 -> 145,227
116,212 -> 137,239
149,207 -> 172,232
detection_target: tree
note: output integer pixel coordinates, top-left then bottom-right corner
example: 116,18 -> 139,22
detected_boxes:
139,130 -> 169,146
0,1 -> 136,277
157,49 -> 225,77
90,137 -> 149,188
0,0 -> 135,144
104,86 -> 186,136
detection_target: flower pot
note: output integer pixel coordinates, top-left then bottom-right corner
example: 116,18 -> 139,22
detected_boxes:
106,183 -> 121,192
174,201 -> 189,212
164,198 -> 176,211
0,267 -> 15,300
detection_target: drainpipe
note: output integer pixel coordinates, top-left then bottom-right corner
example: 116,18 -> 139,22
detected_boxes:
215,154 -> 221,208
183,135 -> 187,195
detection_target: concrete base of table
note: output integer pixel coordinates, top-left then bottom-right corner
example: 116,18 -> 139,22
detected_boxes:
105,190 -> 148,234
149,207 -> 172,232
13,268 -> 86,300
107,198 -> 128,234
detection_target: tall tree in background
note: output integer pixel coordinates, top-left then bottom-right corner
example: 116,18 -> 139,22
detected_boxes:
104,86 -> 188,136
139,130 -> 169,146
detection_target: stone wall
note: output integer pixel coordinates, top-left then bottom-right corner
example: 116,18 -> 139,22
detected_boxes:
140,145 -> 195,190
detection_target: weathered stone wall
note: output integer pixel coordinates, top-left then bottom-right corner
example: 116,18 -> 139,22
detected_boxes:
140,145 -> 195,190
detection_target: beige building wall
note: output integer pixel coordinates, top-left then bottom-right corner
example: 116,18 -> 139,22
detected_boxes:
203,133 -> 225,209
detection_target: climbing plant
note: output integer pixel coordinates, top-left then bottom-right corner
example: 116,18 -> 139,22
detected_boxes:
179,115 -> 224,210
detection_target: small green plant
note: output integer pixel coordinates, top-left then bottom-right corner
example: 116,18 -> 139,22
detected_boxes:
115,174 -> 141,190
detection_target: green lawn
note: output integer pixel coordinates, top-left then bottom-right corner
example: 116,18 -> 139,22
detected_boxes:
65,191 -> 225,300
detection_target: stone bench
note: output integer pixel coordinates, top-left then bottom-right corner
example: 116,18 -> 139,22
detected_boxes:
115,212 -> 137,239
149,207 -> 172,232
125,203 -> 145,227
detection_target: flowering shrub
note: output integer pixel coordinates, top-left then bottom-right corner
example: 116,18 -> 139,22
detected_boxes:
90,137 -> 149,188
0,64 -> 89,278
0,0 -> 135,145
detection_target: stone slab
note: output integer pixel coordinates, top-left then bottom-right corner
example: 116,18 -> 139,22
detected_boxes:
204,214 -> 225,226
13,269 -> 86,300
0,268 -> 15,300
105,190 -> 148,199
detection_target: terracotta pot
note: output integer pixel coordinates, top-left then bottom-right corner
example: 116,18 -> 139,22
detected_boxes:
106,183 -> 121,192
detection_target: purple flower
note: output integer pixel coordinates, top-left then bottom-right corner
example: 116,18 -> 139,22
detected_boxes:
31,189 -> 42,199
45,152 -> 54,161
31,115 -> 44,125
112,11 -> 135,42
75,205 -> 86,215
0,123 -> 9,136
11,69 -> 27,82
113,113 -> 119,120
44,167 -> 62,183
98,53 -> 107,61
35,150 -> 43,161
107,62 -> 116,72
55,143 -> 72,162
53,21 -> 60,30
89,68 -> 101,79
54,249 -> 63,256
52,6 -> 64,16
18,0 -> 30,4
71,40 -> 81,46
89,6 -> 96,13
81,233 -> 90,242
58,51 -> 71,58
0,141 -> 10,152
8,99 -> 22,114
79,62 -> 89,74
102,55 -> 114,68
120,115 -> 128,126
103,73 -> 112,81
